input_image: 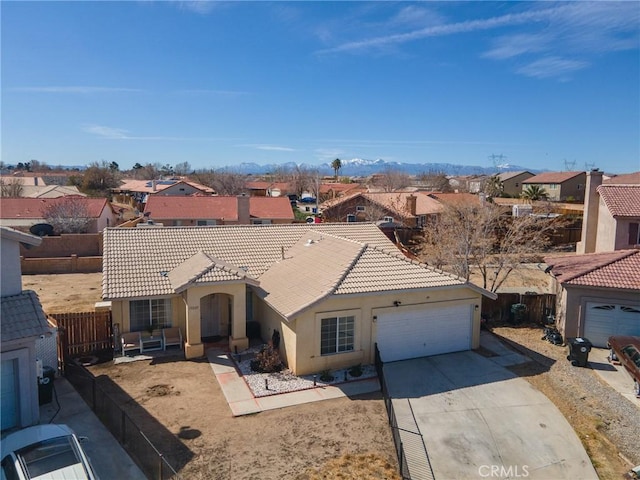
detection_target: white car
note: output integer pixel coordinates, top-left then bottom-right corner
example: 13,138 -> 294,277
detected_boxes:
1,424 -> 98,480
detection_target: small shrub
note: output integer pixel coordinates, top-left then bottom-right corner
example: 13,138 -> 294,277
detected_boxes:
349,364 -> 363,377
319,369 -> 334,382
250,344 -> 283,373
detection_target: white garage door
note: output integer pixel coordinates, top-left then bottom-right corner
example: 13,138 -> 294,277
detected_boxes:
584,303 -> 640,348
1,359 -> 18,430
377,304 -> 473,362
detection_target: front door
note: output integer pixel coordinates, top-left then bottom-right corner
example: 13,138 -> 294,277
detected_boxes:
200,294 -> 220,338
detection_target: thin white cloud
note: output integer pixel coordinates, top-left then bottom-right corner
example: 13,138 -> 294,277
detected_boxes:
173,1 -> 218,15
238,144 -> 296,152
516,56 -> 589,80
83,124 -> 187,141
483,33 -> 550,60
317,6 -> 568,55
10,86 -> 142,94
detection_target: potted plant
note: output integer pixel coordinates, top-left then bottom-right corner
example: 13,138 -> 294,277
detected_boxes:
146,324 -> 156,338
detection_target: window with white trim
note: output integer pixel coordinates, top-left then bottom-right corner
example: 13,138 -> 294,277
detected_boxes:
129,299 -> 172,332
321,315 -> 354,355
356,205 -> 365,212
346,214 -> 356,222
383,216 -> 394,223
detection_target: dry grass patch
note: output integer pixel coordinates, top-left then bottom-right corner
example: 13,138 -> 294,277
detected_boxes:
299,452 -> 401,480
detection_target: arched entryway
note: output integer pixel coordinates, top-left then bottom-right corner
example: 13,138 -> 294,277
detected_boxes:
200,293 -> 232,341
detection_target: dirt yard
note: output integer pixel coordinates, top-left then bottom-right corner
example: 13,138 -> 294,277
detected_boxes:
23,273 -> 104,313
88,358 -> 398,479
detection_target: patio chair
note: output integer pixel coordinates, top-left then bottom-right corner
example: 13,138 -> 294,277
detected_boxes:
162,327 -> 183,351
121,332 -> 141,356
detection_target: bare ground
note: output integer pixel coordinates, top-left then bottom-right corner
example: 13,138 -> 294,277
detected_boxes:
88,358 -> 398,479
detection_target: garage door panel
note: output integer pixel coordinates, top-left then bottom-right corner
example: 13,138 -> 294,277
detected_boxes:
584,303 -> 640,348
377,304 -> 472,362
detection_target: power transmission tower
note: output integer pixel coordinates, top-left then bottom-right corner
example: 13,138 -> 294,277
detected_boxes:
488,154 -> 508,173
563,158 -> 576,171
584,162 -> 596,171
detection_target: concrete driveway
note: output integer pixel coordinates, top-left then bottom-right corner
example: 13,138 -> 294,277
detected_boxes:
383,351 -> 598,480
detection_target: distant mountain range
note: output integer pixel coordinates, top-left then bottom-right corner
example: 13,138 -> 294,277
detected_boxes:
230,157 -> 538,177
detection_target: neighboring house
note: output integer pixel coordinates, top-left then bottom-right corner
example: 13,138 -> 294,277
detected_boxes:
522,171 -> 586,202
1,227 -> 51,432
544,250 -> 640,347
577,170 -> 640,254
113,179 -> 215,207
497,171 -> 535,197
0,197 -> 117,233
321,192 -> 443,228
244,181 -> 292,197
20,185 -> 85,199
318,182 -> 362,201
102,224 -> 496,374
143,195 -> 295,226
0,176 -> 47,187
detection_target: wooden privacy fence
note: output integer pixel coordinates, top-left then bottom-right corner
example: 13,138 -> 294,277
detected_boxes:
49,311 -> 113,367
482,293 -> 556,325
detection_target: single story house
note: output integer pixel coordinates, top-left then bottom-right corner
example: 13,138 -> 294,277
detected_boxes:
320,192 -> 443,228
496,171 -> 535,197
578,170 -> 640,254
102,223 -> 495,374
1,227 -> 51,431
544,249 -> 640,347
143,195 -> 295,226
0,197 -> 117,233
522,171 -> 586,202
112,178 -> 215,207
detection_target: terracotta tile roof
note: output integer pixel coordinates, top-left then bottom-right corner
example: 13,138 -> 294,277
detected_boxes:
245,181 -> 291,192
318,183 -> 362,195
523,171 -> 584,184
144,196 -> 294,220
102,224 -> 492,316
597,185 -> 640,217
322,192 -> 443,217
544,250 -> 640,290
426,192 -> 482,207
102,223 -> 397,300
0,197 -> 109,219
1,290 -> 50,342
603,172 -> 640,185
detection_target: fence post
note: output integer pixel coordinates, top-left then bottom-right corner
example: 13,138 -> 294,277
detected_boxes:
92,377 -> 96,411
159,454 -> 164,480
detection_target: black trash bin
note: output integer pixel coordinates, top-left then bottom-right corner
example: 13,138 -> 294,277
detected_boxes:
567,337 -> 592,367
38,366 -> 56,405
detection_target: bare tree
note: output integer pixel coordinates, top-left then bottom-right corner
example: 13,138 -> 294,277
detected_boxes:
417,169 -> 452,192
0,178 -> 24,197
418,203 -> 566,292
42,197 -> 93,234
174,161 -> 192,176
80,161 -> 121,196
373,166 -> 411,192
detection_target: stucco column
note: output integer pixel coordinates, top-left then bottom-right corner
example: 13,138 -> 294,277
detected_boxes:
184,295 -> 204,359
229,294 -> 249,351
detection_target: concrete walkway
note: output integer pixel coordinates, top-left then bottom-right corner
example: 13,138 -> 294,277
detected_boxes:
207,349 -> 380,416
39,377 -> 146,480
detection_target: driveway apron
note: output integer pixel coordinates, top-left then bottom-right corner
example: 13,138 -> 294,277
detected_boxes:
383,351 -> 598,480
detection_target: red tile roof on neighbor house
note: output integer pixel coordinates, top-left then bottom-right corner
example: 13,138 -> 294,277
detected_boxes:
603,171 -> 640,184
544,250 -> 640,290
523,171 -> 584,184
426,192 -> 483,207
115,179 -> 214,194
0,197 -> 110,219
143,196 -> 294,220
597,184 -> 640,217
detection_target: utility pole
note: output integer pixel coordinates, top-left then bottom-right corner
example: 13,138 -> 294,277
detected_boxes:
563,158 -> 577,171
488,154 -> 508,174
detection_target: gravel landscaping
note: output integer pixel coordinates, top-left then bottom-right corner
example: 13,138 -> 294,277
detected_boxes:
492,325 -> 640,478
233,345 -> 377,397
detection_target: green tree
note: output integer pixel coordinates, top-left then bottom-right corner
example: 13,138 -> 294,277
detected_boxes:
331,158 -> 342,180
521,185 -> 548,201
80,161 -> 121,196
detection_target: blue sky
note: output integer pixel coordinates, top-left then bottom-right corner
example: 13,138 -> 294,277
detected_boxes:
2,1 -> 639,173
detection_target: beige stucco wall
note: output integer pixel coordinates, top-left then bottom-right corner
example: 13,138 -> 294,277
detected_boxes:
502,173 -> 533,197
258,286 -> 483,375
558,285 -> 640,339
